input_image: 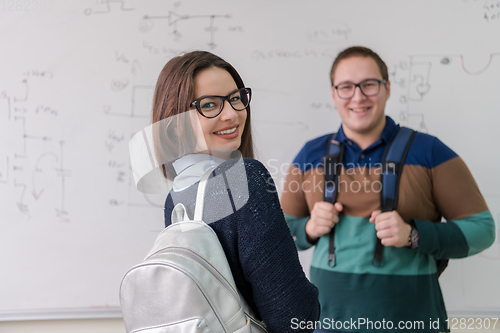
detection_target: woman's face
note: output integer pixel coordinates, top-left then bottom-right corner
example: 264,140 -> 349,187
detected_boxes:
193,67 -> 247,159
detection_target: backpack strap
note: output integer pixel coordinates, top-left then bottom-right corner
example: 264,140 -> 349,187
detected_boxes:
436,259 -> 449,277
171,167 -> 215,224
322,134 -> 344,267
372,127 -> 417,267
193,167 -> 216,221
171,204 -> 189,224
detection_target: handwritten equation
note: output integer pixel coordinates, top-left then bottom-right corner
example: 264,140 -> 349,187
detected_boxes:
462,0 -> 500,23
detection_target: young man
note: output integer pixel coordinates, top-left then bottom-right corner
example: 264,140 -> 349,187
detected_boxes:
281,46 -> 495,333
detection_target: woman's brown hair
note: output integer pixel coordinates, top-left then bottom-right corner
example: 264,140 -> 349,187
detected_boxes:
152,51 -> 254,179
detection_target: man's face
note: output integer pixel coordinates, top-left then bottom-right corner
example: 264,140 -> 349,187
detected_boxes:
331,56 -> 390,139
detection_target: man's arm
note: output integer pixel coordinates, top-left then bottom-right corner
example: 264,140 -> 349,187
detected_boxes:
281,164 -> 343,250
372,138 -> 495,258
281,163 -> 314,250
417,149 -> 495,258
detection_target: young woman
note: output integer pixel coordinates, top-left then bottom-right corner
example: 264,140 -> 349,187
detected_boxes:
152,51 -> 319,332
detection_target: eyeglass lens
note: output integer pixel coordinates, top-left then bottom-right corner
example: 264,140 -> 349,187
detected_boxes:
336,80 -> 382,99
198,88 -> 250,118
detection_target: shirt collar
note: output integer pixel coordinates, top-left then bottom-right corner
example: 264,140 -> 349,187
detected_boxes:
333,116 -> 399,146
172,154 -> 225,191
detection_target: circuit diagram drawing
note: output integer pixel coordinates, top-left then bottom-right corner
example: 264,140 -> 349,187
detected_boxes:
84,0 -> 134,16
104,82 -> 165,210
103,84 -> 153,119
103,53 -> 165,211
391,53 -> 500,133
0,74 -> 71,222
139,10 -> 232,49
391,56 -> 433,132
460,53 -> 500,75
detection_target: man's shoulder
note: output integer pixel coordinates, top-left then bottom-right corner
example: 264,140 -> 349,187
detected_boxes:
406,130 -> 458,169
303,132 -> 333,148
405,128 -> 437,154
293,133 -> 333,172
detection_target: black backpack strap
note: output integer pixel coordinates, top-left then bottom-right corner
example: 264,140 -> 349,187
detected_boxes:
436,259 -> 449,277
372,127 -> 417,267
322,134 -> 344,267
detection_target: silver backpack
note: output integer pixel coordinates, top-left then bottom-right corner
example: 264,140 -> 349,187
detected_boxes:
120,168 -> 267,333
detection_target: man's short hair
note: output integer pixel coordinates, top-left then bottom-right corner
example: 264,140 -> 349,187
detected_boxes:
330,46 -> 389,85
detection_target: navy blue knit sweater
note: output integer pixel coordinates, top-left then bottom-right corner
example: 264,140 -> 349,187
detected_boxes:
164,157 -> 320,333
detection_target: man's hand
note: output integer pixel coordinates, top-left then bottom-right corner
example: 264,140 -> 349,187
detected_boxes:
305,202 -> 343,243
369,210 -> 411,248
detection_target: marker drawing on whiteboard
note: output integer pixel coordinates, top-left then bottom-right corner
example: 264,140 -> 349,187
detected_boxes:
31,152 -> 58,201
1,73 -> 71,221
140,11 -> 232,49
84,0 -> 133,16
103,85 -> 152,119
55,141 -> 71,222
460,53 -> 500,75
0,157 -> 9,184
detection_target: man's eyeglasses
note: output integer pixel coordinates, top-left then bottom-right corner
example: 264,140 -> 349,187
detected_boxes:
333,79 -> 387,99
190,87 -> 252,118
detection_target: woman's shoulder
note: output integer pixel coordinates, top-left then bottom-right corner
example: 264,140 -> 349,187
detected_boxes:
216,157 -> 273,186
212,157 -> 277,202
217,157 -> 266,171
242,158 -> 271,178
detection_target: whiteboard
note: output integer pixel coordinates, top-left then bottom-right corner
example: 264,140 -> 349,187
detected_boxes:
0,0 -> 499,320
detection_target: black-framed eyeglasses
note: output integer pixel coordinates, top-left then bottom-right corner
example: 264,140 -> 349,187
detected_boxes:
190,87 -> 252,118
333,79 -> 387,99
